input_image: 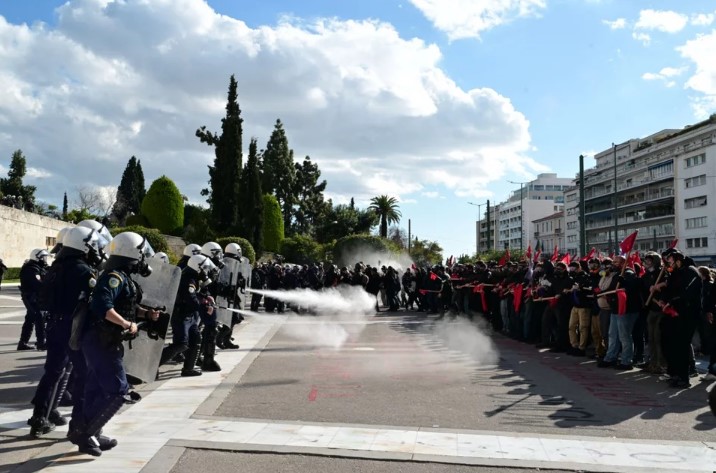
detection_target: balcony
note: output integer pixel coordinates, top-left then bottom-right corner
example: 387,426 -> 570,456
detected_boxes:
534,231 -> 539,238
554,228 -> 562,234
617,188 -> 674,208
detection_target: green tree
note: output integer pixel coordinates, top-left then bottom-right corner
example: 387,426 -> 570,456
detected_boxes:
332,234 -> 401,267
292,156 -> 327,235
0,150 -> 36,211
280,234 -> 322,264
141,176 -> 184,234
65,208 -> 96,224
62,192 -> 68,220
197,74 -> 243,233
238,138 -> 264,254
110,225 -> 169,253
183,204 -> 215,244
313,200 -> 377,244
262,119 -> 296,232
368,195 -> 401,238
215,236 -> 256,264
113,156 -> 146,221
262,194 -> 284,253
409,238 -> 443,266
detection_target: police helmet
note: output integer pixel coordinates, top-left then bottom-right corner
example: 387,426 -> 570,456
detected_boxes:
188,254 -> 217,276
201,242 -> 223,259
51,227 -> 71,254
183,243 -> 202,257
152,252 -> 169,264
63,227 -> 100,255
109,232 -> 154,260
30,248 -> 50,264
77,220 -> 112,250
224,243 -> 242,258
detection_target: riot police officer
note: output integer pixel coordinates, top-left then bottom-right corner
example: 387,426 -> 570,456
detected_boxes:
74,232 -> 158,456
27,227 -> 104,439
159,255 -> 217,376
18,249 -> 50,351
216,243 -> 245,349
177,243 -> 201,269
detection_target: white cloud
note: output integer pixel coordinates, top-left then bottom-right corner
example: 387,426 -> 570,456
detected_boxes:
677,30 -> 716,118
0,0 -> 544,206
26,167 -> 53,179
691,13 -> 715,26
632,31 -> 651,45
642,66 -> 687,83
409,0 -> 546,40
634,9 -> 688,33
602,18 -> 626,30
421,191 -> 439,198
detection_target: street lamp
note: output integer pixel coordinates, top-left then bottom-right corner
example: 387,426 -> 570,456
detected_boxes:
468,201 -> 486,257
507,180 -> 528,253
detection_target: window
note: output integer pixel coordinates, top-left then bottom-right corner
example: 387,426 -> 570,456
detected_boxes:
685,175 -> 707,188
685,216 -> 707,229
45,237 -> 56,247
685,195 -> 707,209
649,161 -> 673,179
686,237 -> 709,248
685,154 -> 705,168
545,185 -> 554,191
533,185 -> 544,191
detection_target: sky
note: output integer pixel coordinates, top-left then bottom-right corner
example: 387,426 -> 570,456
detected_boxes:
0,0 -> 715,259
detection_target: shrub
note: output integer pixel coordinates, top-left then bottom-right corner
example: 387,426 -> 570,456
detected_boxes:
279,234 -> 322,265
215,236 -> 256,264
140,176 -> 184,234
125,213 -> 149,227
3,267 -> 21,280
261,194 -> 283,253
110,225 -> 169,254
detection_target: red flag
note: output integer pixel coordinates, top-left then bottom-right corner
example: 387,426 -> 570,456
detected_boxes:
498,249 -> 510,266
411,263 -> 417,271
473,284 -> 489,312
533,250 -> 541,264
581,247 -> 596,262
513,284 -> 524,313
430,272 -> 438,281
560,253 -> 571,265
525,244 -> 532,262
550,245 -> 559,262
633,251 -> 645,277
663,305 -> 679,318
616,289 -> 627,315
619,231 -> 639,255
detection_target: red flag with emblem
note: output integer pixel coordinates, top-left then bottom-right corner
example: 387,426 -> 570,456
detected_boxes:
525,244 -> 532,262
619,230 -> 639,255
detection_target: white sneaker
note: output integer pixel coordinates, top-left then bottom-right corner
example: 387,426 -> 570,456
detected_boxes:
703,372 -> 716,382
658,374 -> 672,382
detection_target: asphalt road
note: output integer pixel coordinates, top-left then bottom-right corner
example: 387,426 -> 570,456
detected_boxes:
214,313 -> 715,441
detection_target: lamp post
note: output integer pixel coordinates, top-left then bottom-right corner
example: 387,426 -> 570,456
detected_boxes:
507,180 -> 528,253
468,201 -> 485,257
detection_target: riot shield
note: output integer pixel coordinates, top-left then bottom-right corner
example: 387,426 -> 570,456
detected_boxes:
215,257 -> 243,328
237,256 -> 251,310
123,263 -> 181,383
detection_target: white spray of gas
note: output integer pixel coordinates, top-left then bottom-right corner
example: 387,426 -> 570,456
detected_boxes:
431,317 -> 500,366
336,245 -> 415,271
247,286 -> 376,349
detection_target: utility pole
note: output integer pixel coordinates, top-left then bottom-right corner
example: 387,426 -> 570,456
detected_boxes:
408,219 -> 411,254
486,200 -> 491,251
613,143 -> 619,255
468,201 -> 484,257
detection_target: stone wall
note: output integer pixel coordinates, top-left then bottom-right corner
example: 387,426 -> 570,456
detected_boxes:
163,235 -> 186,258
0,205 -> 73,267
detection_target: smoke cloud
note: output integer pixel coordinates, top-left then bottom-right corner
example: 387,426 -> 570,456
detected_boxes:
336,244 -> 415,271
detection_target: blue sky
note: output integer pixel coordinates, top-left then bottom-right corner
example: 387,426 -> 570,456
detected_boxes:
1,0 -> 714,258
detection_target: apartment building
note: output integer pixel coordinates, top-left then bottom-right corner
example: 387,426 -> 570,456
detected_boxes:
564,184 -> 580,256
495,173 -> 570,251
582,115 -> 716,264
532,211 -> 565,256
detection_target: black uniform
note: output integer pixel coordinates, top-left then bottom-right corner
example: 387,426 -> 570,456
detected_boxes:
19,258 -> 47,350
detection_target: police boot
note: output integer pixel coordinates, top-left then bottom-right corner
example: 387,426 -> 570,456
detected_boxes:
68,420 -> 118,452
159,343 -> 187,367
48,409 -> 67,426
181,345 -> 202,377
17,341 -> 35,351
201,328 -> 221,372
28,414 -> 55,438
76,394 -> 126,457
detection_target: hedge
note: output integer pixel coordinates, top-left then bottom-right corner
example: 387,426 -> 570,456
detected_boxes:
215,236 -> 256,264
261,194 -> 284,253
279,234 -> 322,265
2,267 -> 21,280
110,225 -> 169,254
140,176 -> 184,235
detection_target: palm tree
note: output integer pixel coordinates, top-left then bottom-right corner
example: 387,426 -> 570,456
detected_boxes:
369,195 -> 401,238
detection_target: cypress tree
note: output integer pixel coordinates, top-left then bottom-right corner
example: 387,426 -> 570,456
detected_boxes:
292,155 -> 326,235
262,119 -> 295,233
239,138 -> 264,253
114,156 -> 146,220
262,194 -> 284,253
197,74 -> 243,233
62,192 -> 68,220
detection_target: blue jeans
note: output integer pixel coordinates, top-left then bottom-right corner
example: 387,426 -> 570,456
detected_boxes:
605,312 -> 638,365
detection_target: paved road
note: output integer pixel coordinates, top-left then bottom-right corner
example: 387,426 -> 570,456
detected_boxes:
1,289 -> 714,473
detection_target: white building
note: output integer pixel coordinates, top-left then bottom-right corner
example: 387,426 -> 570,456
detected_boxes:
494,173 -> 571,251
582,115 -> 716,264
532,211 -> 565,256
564,184 -> 580,256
